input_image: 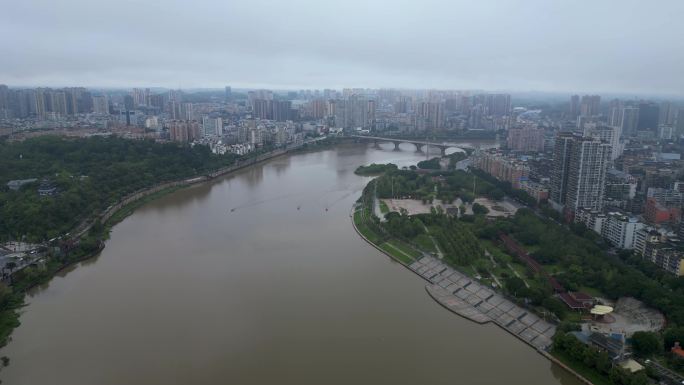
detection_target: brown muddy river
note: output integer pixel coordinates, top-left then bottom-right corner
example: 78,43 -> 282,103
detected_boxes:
1,143 -> 581,385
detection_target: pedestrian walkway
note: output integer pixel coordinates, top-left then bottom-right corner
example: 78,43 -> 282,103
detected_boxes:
410,255 -> 555,350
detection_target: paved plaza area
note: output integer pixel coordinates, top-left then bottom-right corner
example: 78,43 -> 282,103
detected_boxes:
587,297 -> 665,337
381,199 -> 457,215
473,197 -> 519,217
410,255 -> 556,350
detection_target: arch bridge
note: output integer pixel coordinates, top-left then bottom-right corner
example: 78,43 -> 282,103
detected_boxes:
351,135 -> 468,155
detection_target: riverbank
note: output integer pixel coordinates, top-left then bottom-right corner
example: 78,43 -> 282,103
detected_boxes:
73,137 -> 345,242
1,140 -> 590,385
0,138 -> 339,350
350,202 -> 597,385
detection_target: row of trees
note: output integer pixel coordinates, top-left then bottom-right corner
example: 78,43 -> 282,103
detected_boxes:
373,168 -> 507,206
383,212 -> 425,239
418,214 -> 483,266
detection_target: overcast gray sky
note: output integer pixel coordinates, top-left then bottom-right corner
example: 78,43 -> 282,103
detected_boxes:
1,0 -> 682,94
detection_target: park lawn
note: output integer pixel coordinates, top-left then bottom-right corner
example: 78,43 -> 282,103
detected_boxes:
550,350 -> 612,385
508,262 -> 530,279
413,234 -> 437,253
480,239 -> 513,264
379,200 -> 390,214
492,265 -> 511,279
354,210 -> 383,244
357,223 -> 382,244
353,209 -> 363,224
379,242 -> 415,264
457,264 -> 477,277
563,311 -> 583,323
388,240 -> 421,259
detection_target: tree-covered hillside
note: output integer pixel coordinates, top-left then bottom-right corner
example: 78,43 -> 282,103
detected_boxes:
0,136 -> 237,241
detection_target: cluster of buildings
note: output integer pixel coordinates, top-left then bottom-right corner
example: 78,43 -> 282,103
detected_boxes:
1,85 -> 520,142
470,150 -> 550,203
471,93 -> 684,276
3,85 -> 683,277
0,85 -> 314,155
471,151 -> 530,189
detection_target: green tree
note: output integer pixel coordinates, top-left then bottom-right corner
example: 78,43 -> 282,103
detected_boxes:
631,331 -> 662,358
417,157 -> 441,170
472,202 -> 489,215
542,297 -> 567,319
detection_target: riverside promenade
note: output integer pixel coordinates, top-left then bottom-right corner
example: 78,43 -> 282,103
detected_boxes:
350,205 -> 556,351
410,255 -> 556,350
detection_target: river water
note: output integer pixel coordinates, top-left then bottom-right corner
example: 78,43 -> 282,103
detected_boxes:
1,143 -> 581,385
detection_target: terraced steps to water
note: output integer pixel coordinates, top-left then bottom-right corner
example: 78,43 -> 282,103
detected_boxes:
411,256 -> 556,350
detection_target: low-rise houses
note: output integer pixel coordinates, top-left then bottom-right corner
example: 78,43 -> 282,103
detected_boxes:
644,240 -> 684,276
634,227 -> 684,275
644,188 -> 683,225
227,143 -> 253,156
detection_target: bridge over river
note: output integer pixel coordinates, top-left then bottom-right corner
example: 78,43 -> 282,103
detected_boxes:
351,135 -> 473,155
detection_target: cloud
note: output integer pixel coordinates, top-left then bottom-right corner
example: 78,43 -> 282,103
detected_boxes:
1,0 -> 682,94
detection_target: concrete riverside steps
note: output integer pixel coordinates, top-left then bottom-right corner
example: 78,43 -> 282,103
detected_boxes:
411,255 -> 555,350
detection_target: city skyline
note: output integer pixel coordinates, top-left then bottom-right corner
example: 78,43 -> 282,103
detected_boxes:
2,0 -> 684,95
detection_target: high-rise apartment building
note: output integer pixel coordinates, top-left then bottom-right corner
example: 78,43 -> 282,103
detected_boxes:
570,95 -> 580,118
580,95 -> 601,117
608,100 -> 622,127
506,125 -> 544,152
252,99 -> 272,120
310,99 -> 326,119
677,109 -> 684,136
92,95 -> 109,115
33,89 -> 46,117
659,101 -> 676,126
565,137 -> 612,214
550,133 -> 611,216
50,91 -> 68,116
0,85 -> 8,113
488,94 -> 511,117
620,106 -> 639,138
583,123 -> 622,161
550,132 -> 575,206
272,100 -> 292,122
168,120 -> 200,143
637,102 -> 660,131
202,116 -> 223,137
328,96 -> 375,129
